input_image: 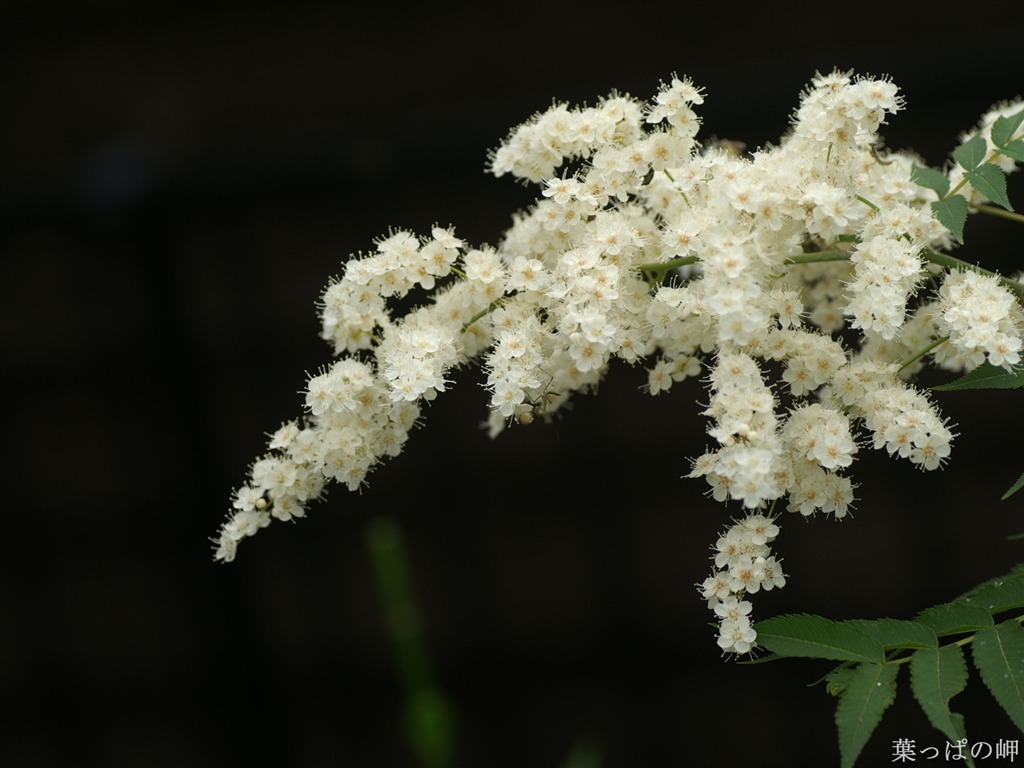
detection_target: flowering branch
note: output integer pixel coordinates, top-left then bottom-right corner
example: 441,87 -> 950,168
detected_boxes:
211,69 -> 1024,768
924,249 -> 1024,297
214,71 -> 1023,665
898,335 -> 950,374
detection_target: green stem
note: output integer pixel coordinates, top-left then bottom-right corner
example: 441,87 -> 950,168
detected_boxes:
636,251 -> 857,287
971,203 -> 1024,224
637,251 -> 855,278
635,255 -> 700,274
366,517 -> 433,692
783,251 -> 853,265
871,144 -> 895,165
925,249 -> 1024,296
366,516 -> 457,768
896,615 -> 1024,666
461,297 -> 508,331
898,335 -> 949,373
855,194 -> 880,212
635,248 -> 1024,298
946,175 -> 971,201
662,169 -> 691,207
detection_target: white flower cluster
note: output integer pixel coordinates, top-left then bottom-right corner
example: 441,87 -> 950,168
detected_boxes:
216,71 -> 1022,652
700,514 -> 786,654
937,270 -> 1023,369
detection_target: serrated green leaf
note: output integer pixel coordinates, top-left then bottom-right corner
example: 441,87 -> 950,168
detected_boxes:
932,362 -> 1024,391
916,601 -> 994,637
835,662 -> 899,768
845,618 -> 938,650
931,195 -> 968,243
912,164 -> 951,198
966,164 -> 1014,210
971,619 -> 1024,732
999,139 -> 1024,162
910,645 -> 970,746
959,563 -> 1024,593
955,567 -> 1024,617
956,135 -> 989,171
961,579 -> 1024,614
755,614 -> 885,663
992,109 -> 1024,149
1003,471 -> 1024,501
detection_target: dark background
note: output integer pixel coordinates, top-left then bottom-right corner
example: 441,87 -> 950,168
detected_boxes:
2,3 -> 1021,767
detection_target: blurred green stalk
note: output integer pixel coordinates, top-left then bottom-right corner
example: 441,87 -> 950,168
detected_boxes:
366,516 -> 458,768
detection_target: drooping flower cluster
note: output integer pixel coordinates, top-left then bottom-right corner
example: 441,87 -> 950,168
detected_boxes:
215,71 -> 1022,654
700,514 -> 786,654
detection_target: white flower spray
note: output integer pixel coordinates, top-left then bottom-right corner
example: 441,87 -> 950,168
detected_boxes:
215,70 -> 1023,655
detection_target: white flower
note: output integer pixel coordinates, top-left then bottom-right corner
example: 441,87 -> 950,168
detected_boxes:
717,616 -> 757,654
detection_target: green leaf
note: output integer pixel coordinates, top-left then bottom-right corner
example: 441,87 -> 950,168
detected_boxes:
912,164 -> 951,198
966,164 -> 1014,211
991,109 -> 1024,149
959,563 -> 1024,595
955,135 -> 989,171
1003,471 -> 1024,501
930,194 -> 969,243
835,662 -> 899,768
1005,563 -> 1024,580
916,601 -> 994,637
845,618 -> 938,650
755,614 -> 885,663
910,645 -> 970,747
971,619 -> 1024,732
932,362 -> 1024,391
961,578 -> 1024,615
998,139 -> 1024,162
826,665 -> 858,697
